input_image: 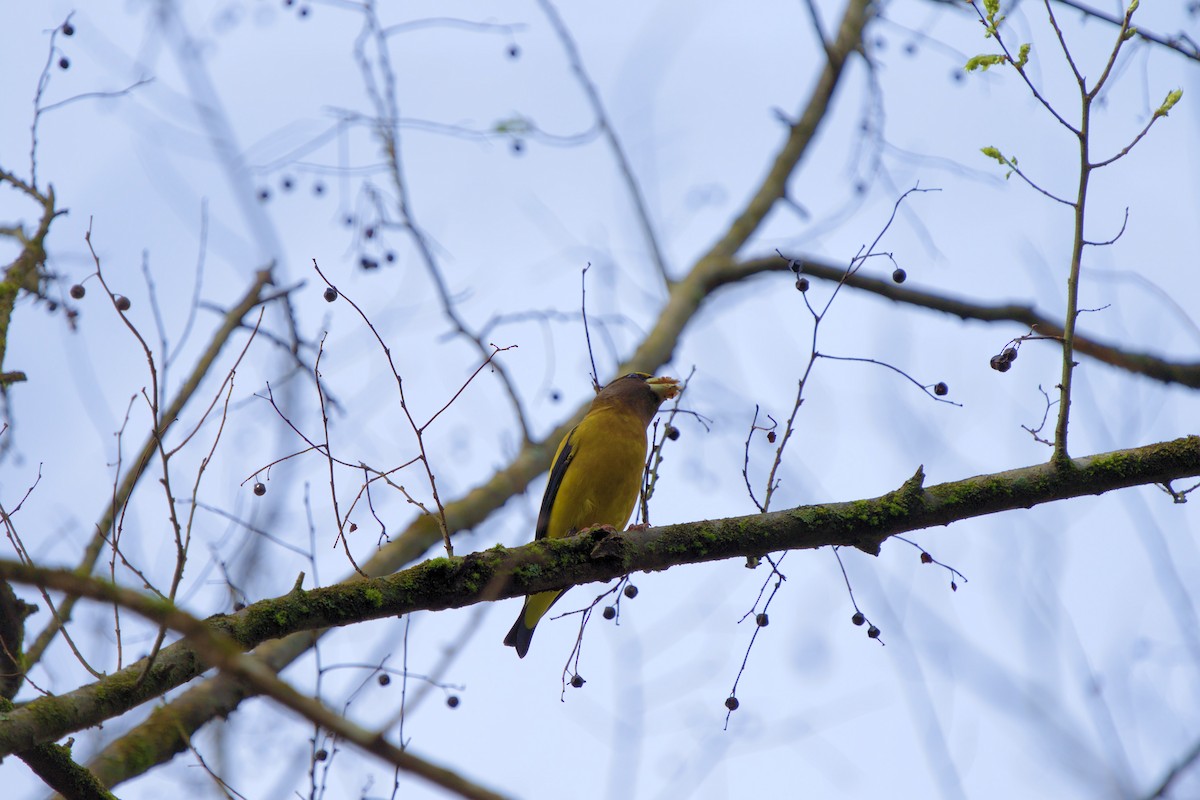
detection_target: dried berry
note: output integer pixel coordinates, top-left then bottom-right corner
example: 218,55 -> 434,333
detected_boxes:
665,425 -> 680,441
602,606 -> 616,620
892,267 -> 907,283
920,552 -> 933,564
755,613 -> 769,627
766,430 -> 777,443
253,482 -> 266,496
378,674 -> 390,686
725,696 -> 739,711
867,625 -> 881,639
623,584 -> 638,599
934,382 -> 948,396
796,277 -> 809,292
446,695 -> 460,708
851,611 -> 865,626
323,287 -> 338,303
115,295 -> 131,311
570,674 -> 584,688
70,284 -> 85,299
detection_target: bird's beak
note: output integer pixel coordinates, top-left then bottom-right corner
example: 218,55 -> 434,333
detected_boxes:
647,376 -> 681,401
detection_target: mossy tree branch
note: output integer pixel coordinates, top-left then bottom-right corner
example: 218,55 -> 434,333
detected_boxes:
0,167 -> 64,387
2,433 -> 1196,759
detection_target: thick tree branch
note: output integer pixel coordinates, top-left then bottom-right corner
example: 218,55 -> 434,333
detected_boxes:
4,434 -> 1197,758
0,711 -> 118,800
4,565 -> 507,800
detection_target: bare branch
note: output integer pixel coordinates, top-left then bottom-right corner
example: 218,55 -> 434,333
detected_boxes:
536,0 -> 671,287
25,269 -> 276,666
1052,0 -> 1200,63
755,255 -> 1200,389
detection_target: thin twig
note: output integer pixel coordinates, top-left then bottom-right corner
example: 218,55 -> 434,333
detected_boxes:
536,0 -> 671,288
356,1 -> 532,442
25,267 -> 276,666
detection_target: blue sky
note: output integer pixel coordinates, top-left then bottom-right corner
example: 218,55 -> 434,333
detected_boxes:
2,2 -> 1198,798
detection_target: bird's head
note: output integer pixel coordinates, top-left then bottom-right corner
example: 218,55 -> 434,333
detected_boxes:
595,373 -> 680,426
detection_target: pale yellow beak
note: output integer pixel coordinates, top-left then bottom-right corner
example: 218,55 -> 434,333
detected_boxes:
647,376 -> 681,401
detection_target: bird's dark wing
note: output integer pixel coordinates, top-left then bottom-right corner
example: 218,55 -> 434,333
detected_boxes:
535,427 -> 576,541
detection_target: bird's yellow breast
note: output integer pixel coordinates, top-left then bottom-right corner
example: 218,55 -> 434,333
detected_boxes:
545,405 -> 649,540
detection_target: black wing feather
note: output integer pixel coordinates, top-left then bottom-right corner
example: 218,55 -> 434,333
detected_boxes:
535,428 -> 576,541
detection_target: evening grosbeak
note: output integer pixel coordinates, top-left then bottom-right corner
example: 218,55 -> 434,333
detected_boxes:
504,373 -> 680,657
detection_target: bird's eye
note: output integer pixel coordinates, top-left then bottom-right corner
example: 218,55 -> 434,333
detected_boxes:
624,372 -> 650,381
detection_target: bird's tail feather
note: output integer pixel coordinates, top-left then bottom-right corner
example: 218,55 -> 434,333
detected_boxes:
503,590 -> 563,658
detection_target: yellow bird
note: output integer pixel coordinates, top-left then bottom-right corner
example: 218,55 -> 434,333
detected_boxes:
504,372 -> 681,658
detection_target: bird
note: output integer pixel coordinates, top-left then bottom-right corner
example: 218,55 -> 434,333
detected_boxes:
504,372 -> 681,658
